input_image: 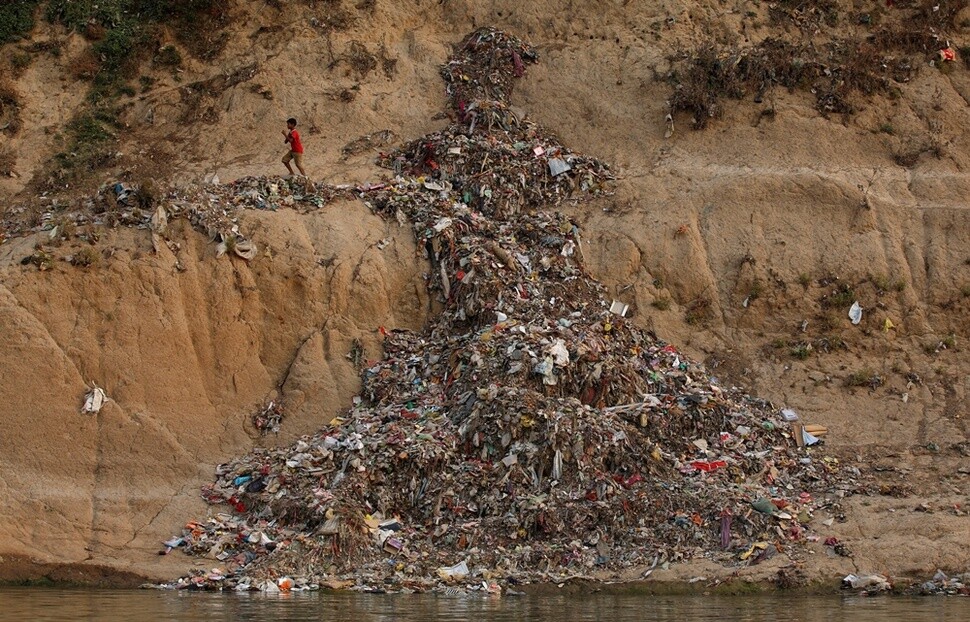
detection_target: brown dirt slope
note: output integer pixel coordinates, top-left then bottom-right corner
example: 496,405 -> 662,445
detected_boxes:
1,0 -> 968,584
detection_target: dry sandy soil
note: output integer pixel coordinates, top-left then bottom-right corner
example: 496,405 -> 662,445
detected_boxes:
0,0 -> 968,587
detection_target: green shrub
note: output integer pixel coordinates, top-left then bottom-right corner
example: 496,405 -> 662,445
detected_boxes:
154,44 -> 182,68
11,51 -> 32,74
0,0 -> 41,44
684,297 -> 713,325
790,343 -> 812,360
0,146 -> 16,175
871,273 -> 906,293
747,279 -> 764,301
819,335 -> 846,351
54,110 -> 118,173
90,24 -> 144,99
70,111 -> 115,144
845,369 -> 882,388
71,246 -> 101,267
46,0 -> 226,100
0,79 -> 21,135
821,284 -> 855,309
47,0 -> 126,30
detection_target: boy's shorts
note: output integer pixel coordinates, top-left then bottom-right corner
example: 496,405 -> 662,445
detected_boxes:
283,151 -> 304,166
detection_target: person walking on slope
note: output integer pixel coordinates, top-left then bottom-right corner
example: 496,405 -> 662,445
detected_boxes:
281,117 -> 307,178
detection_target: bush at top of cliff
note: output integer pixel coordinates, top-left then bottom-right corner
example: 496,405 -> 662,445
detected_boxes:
670,0 -> 969,128
0,0 -> 42,44
45,0 -> 229,46
45,0 -> 230,100
45,0 -> 223,30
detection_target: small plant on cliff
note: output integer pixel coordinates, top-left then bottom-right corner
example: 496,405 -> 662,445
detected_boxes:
0,146 -> 15,176
346,338 -> 364,369
70,246 -> 101,267
53,110 -> 119,178
133,180 -> 158,209
815,334 -> 847,353
870,273 -> 906,293
0,78 -> 22,136
10,51 -> 32,76
790,342 -> 812,360
685,297 -> 713,325
821,284 -> 855,309
845,369 -> 882,389
153,44 -> 183,69
21,247 -> 54,271
747,279 -> 764,301
49,218 -> 77,245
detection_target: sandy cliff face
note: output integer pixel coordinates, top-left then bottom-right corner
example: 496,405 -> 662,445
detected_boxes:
0,0 -> 968,583
0,203 -> 429,578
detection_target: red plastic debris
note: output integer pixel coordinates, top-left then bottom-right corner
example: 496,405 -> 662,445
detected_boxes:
690,460 -> 727,472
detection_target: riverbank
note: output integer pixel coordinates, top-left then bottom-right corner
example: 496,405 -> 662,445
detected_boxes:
2,553 -> 965,599
2,2 -> 968,594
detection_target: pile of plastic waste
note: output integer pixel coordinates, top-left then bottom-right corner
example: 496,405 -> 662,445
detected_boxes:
148,28 -> 860,593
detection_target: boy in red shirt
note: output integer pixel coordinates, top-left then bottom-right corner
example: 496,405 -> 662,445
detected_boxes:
281,117 -> 307,177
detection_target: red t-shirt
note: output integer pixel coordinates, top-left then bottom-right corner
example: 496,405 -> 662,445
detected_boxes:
287,130 -> 304,153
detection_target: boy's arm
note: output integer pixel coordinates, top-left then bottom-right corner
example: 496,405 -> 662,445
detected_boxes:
282,130 -> 291,144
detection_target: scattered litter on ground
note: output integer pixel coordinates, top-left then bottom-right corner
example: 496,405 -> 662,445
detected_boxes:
81,385 -> 107,414
842,573 -> 892,593
912,569 -> 970,596
848,302 -> 863,325
4,174 -> 356,265
823,536 -> 851,557
342,130 -> 398,159
252,400 -> 285,435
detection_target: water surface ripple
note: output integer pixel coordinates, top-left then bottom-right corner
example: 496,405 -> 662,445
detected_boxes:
0,589 -> 967,622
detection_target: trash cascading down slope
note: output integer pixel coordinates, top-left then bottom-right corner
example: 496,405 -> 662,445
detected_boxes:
164,28 -> 848,591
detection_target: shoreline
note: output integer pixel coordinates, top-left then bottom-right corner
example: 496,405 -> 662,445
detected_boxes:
0,554 -> 957,597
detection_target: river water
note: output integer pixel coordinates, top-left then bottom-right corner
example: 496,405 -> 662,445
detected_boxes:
0,589 -> 966,621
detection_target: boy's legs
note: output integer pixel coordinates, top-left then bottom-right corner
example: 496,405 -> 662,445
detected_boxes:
282,151 -> 294,175
294,152 -> 307,177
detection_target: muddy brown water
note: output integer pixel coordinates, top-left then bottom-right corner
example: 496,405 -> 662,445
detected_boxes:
0,589 -> 966,621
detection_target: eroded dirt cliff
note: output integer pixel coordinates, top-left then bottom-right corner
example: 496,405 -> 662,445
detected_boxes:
0,201 -> 430,580
1,0 -> 968,586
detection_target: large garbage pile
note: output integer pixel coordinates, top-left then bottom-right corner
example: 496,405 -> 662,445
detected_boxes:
160,29 -> 855,592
